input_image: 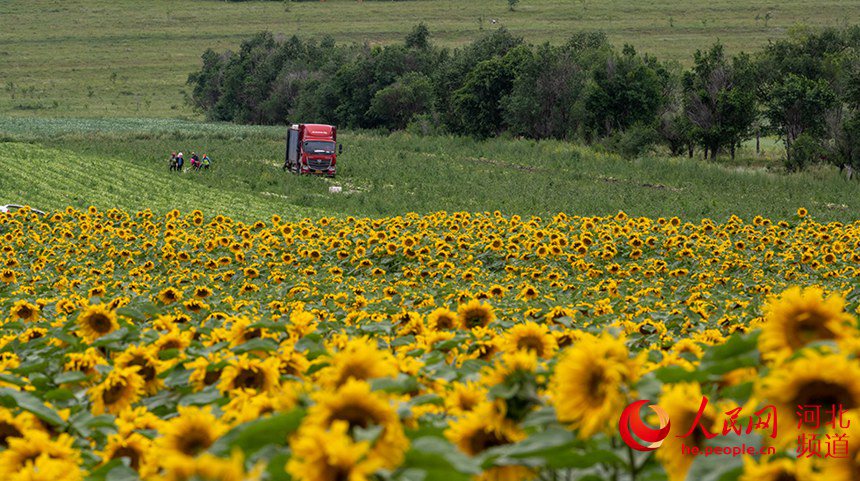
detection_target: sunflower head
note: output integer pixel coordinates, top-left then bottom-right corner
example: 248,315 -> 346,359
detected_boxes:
287,421 -> 381,481
76,304 -> 119,342
759,350 -> 860,448
500,321 -> 558,358
457,300 -> 496,329
759,286 -> 855,363
218,355 -> 280,395
0,429 -> 81,476
655,382 -> 722,481
445,402 -> 526,456
305,379 -> 408,468
100,432 -> 152,473
88,366 -> 145,415
157,406 -> 228,459
10,300 -> 39,322
551,333 -> 639,438
317,337 -> 398,388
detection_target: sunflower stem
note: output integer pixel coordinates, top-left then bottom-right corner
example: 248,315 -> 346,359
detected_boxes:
626,444 -> 639,481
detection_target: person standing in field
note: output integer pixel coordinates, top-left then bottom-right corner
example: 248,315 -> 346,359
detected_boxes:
168,152 -> 178,171
176,152 -> 184,172
201,154 -> 211,170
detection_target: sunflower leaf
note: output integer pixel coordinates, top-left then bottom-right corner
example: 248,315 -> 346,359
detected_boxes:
653,365 -> 712,383
0,373 -> 27,387
179,386 -> 222,406
232,337 -> 278,353
701,331 -> 760,363
84,459 -> 124,481
209,408 -> 305,457
265,453 -> 292,481
105,463 -> 138,481
54,370 -> 90,385
405,436 -> 481,477
92,327 -> 129,347
372,374 -> 420,394
0,387 -> 66,426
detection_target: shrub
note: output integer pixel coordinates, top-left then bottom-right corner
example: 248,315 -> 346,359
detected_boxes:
785,133 -> 824,172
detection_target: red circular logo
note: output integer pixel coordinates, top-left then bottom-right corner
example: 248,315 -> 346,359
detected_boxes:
619,400 -> 671,451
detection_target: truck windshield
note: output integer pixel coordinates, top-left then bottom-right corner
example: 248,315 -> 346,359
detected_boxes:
303,141 -> 335,154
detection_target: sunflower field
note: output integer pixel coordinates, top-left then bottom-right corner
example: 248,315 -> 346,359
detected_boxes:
1,206 -> 859,481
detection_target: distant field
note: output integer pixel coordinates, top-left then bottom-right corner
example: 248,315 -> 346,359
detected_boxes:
1,117 -> 858,223
1,0 -> 858,118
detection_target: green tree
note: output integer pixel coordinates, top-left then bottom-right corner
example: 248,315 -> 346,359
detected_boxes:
584,45 -> 670,139
367,72 -> 434,130
449,44 -> 531,138
405,23 -> 430,50
764,73 -> 837,152
682,44 -> 758,160
434,28 -> 523,132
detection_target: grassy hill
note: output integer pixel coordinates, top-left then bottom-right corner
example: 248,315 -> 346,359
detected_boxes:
2,117 -> 858,223
1,0 -> 858,118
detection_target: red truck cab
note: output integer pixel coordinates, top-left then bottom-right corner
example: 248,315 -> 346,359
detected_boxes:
283,123 -> 341,177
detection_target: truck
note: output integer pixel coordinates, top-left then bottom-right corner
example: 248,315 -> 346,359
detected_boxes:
283,123 -> 342,177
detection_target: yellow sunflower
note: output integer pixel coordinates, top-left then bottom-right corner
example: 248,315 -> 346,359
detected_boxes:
0,268 -> 16,284
218,355 -> 280,395
88,366 -> 145,415
445,402 -> 533,481
758,350 -> 860,448
304,379 -> 409,468
551,333 -> 640,438
427,307 -> 459,331
156,406 -> 228,460
113,345 -> 164,395
0,429 -> 81,476
739,456 -> 814,481
287,421 -> 382,481
10,300 -> 39,322
76,304 -> 119,342
317,337 -> 398,388
444,381 -> 488,416
0,407 -> 34,448
457,299 -> 496,329
759,286 -> 856,362
100,432 -> 152,474
652,383 -> 718,481
157,287 -> 182,304
500,321 -> 557,358
7,453 -> 83,481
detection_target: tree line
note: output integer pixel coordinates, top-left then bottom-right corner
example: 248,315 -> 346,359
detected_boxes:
187,24 -> 860,171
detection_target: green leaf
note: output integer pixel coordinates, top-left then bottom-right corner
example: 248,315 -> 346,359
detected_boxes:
403,436 -> 481,480
92,328 -> 129,347
55,370 -> 90,385
720,381 -> 754,404
105,463 -> 139,481
653,366 -> 712,384
266,453 -> 292,481
209,408 -> 305,457
0,387 -> 66,426
232,337 -> 279,354
85,459 -> 124,481
179,387 -> 222,406
701,331 -> 760,363
496,428 -> 575,456
0,373 -> 27,387
43,388 -> 75,402
371,374 -> 419,394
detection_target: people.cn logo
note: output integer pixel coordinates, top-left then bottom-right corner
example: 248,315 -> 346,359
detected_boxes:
619,400 -> 672,451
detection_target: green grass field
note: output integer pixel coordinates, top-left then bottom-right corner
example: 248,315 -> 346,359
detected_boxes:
1,0 -> 858,118
1,117 -> 857,223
